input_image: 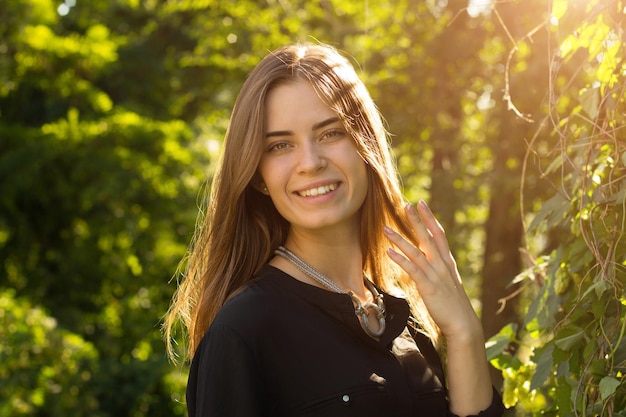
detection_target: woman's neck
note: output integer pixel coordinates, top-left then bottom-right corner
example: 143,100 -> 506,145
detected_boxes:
272,229 -> 368,298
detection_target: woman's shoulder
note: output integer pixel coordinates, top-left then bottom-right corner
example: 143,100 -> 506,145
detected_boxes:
209,264 -> 291,333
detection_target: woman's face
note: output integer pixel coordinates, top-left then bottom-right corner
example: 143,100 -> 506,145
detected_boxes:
257,79 -> 368,235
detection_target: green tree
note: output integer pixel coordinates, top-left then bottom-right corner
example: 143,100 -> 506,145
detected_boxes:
0,289 -> 100,416
488,0 -> 626,415
1,1 -> 204,415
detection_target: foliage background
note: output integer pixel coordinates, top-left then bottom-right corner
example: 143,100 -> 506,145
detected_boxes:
0,0 -> 624,416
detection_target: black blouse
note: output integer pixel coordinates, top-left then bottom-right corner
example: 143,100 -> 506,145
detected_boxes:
187,265 -> 504,417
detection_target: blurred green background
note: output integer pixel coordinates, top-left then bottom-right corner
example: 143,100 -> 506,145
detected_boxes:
1,0 -> 624,416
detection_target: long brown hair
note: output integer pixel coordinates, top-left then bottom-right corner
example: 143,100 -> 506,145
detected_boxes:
164,43 -> 439,361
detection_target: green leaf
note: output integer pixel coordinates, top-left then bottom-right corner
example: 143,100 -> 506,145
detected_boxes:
485,323 -> 517,360
609,185 -> 626,204
599,376 -> 621,401
582,279 -> 610,300
580,87 -> 599,119
554,347 -> 571,367
551,0 -> 568,19
554,331 -> 584,351
530,344 -> 554,390
544,153 -> 564,176
525,271 -> 560,330
527,192 -> 570,233
555,376 -> 573,415
592,296 -> 607,319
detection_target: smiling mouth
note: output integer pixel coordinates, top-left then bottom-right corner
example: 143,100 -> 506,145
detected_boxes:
297,183 -> 338,197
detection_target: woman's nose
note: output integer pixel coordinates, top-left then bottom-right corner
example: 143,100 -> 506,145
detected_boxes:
297,141 -> 327,173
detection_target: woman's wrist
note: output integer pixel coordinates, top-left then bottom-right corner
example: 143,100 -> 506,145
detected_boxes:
442,315 -> 485,346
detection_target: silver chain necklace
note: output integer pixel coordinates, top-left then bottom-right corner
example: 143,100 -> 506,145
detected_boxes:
275,246 -> 386,338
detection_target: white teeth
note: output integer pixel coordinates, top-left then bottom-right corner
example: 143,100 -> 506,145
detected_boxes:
298,183 -> 337,197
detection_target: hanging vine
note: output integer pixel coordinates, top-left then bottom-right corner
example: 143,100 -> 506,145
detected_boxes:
488,0 -> 626,415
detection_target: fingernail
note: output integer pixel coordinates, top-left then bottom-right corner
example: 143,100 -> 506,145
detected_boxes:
406,202 -> 420,220
383,226 -> 394,235
419,200 -> 430,211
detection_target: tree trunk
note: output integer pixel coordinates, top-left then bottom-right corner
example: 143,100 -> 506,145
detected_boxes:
481,120 -> 525,388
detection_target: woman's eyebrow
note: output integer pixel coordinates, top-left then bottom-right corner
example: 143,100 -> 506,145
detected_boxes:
265,129 -> 292,138
312,117 -> 340,130
265,117 -> 340,138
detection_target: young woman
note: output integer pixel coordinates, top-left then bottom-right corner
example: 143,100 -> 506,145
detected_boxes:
164,43 -> 504,417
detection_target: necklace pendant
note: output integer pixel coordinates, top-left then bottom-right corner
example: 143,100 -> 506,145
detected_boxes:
349,291 -> 386,338
359,312 -> 386,338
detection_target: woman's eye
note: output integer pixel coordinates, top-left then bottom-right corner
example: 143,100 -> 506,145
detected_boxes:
321,129 -> 344,141
268,142 -> 289,152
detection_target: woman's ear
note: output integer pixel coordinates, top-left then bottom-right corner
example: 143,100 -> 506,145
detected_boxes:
250,172 -> 270,195
252,179 -> 270,195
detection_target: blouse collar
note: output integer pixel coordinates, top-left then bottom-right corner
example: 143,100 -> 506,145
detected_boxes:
258,264 -> 411,347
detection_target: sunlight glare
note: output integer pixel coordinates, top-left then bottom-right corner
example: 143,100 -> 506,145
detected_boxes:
468,0 -> 493,17
550,15 -> 559,26
57,4 -> 69,16
57,0 -> 77,16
